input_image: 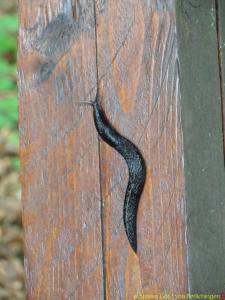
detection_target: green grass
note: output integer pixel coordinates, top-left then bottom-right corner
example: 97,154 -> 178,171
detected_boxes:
0,14 -> 19,169
0,14 -> 18,129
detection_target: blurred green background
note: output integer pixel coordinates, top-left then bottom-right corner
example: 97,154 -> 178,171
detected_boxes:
0,2 -> 25,299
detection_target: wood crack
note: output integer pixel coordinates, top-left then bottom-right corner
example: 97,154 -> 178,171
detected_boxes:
215,0 -> 225,164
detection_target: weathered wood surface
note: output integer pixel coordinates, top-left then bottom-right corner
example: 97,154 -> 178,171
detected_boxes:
18,1 -> 104,299
96,0 -> 187,297
18,0 -> 188,298
176,0 -> 225,292
17,0 -> 225,298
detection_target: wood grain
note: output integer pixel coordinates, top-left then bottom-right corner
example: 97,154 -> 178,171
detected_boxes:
18,1 -> 104,299
95,0 -> 187,297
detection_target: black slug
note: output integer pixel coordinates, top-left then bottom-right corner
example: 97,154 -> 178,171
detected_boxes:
90,97 -> 146,253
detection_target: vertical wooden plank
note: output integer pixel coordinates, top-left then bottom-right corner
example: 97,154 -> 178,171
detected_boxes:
176,0 -> 225,292
95,0 -> 187,297
217,0 -> 225,154
18,1 -> 104,299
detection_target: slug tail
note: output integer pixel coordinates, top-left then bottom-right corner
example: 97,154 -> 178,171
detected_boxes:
123,183 -> 140,253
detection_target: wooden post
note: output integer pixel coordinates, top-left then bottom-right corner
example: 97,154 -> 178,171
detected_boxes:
18,0 -> 225,298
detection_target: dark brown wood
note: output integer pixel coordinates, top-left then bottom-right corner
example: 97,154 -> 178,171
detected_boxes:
96,1 -> 187,296
18,0 -> 189,298
18,1 -> 104,299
